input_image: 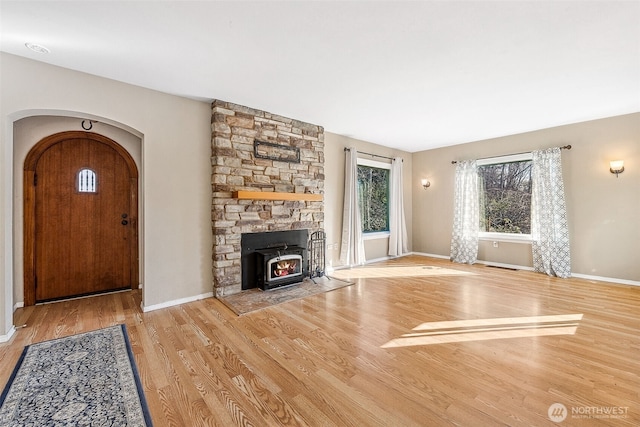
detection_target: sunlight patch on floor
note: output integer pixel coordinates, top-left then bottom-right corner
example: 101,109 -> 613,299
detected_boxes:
331,265 -> 474,280
382,314 -> 583,348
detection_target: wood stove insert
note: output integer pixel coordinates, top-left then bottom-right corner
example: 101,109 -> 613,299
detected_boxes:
241,229 -> 309,291
256,245 -> 305,290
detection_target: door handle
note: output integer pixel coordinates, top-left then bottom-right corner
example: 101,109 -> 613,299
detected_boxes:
121,220 -> 128,225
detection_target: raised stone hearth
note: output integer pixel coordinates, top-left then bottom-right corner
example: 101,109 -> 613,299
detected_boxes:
211,100 -> 324,297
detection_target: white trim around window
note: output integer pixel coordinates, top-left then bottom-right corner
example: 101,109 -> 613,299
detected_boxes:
357,157 -> 391,237
362,231 -> 390,240
477,152 -> 532,166
478,151 -> 534,243
357,157 -> 392,169
478,232 -> 532,243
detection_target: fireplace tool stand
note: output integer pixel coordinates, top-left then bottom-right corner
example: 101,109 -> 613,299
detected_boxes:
308,230 -> 329,283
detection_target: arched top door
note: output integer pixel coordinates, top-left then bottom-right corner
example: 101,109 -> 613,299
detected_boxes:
24,131 -> 138,176
23,131 -> 139,305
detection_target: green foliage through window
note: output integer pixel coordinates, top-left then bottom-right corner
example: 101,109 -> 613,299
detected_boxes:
478,160 -> 532,234
357,165 -> 389,233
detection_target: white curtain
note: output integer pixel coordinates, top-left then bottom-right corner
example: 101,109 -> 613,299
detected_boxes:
450,160 -> 479,264
388,157 -> 408,256
531,148 -> 571,278
339,148 -> 366,266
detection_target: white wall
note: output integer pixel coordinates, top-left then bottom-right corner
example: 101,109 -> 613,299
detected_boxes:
412,113 -> 640,282
1,53 -> 213,338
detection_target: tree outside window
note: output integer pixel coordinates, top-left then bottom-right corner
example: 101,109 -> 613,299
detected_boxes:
357,164 -> 389,233
478,160 -> 532,234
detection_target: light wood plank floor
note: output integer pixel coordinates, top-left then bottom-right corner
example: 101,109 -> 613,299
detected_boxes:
1,256 -> 639,426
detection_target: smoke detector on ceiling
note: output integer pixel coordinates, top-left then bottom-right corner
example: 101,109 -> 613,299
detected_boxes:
25,43 -> 50,54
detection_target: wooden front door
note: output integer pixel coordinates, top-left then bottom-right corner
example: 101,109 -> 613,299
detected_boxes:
24,131 -> 138,304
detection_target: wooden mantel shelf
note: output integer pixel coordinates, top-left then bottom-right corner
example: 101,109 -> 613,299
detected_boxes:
233,191 -> 323,201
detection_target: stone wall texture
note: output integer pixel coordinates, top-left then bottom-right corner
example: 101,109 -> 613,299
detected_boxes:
211,99 -> 325,297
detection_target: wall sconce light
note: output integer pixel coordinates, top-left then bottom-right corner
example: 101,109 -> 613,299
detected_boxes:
421,178 -> 431,189
609,160 -> 624,177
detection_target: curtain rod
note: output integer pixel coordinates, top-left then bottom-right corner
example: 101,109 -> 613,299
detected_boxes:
450,145 -> 571,164
344,147 -> 397,161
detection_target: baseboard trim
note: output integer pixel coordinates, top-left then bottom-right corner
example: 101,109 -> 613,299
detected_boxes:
410,252 -> 534,271
13,302 -> 24,312
142,291 -> 214,313
477,260 -> 535,271
364,255 -> 394,264
331,257 -> 386,271
410,252 -> 449,260
0,326 -> 16,343
571,273 -> 640,287
410,252 -> 639,287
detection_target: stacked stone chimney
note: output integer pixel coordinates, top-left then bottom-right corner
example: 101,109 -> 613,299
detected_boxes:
211,100 -> 324,296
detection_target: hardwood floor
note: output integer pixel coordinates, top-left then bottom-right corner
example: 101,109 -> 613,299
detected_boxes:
2,255 -> 639,426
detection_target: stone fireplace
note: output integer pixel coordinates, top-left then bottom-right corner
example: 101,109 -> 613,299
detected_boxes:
211,100 -> 324,297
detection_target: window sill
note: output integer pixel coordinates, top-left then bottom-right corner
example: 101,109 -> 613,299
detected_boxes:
362,232 -> 390,241
479,233 -> 532,244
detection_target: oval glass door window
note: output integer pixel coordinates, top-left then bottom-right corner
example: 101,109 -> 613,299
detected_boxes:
78,168 -> 97,193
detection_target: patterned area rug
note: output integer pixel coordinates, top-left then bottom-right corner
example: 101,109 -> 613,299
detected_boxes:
0,324 -> 153,426
220,276 -> 353,315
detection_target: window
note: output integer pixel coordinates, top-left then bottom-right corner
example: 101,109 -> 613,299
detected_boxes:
357,158 -> 390,235
77,168 -> 97,193
478,153 -> 532,240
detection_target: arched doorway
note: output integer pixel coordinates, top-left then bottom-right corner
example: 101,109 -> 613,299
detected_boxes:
23,131 -> 139,305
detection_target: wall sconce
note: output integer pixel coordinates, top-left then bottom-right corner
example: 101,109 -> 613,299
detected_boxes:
609,160 -> 624,177
421,178 -> 431,189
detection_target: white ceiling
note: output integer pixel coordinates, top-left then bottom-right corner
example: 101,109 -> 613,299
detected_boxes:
1,1 -> 639,152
